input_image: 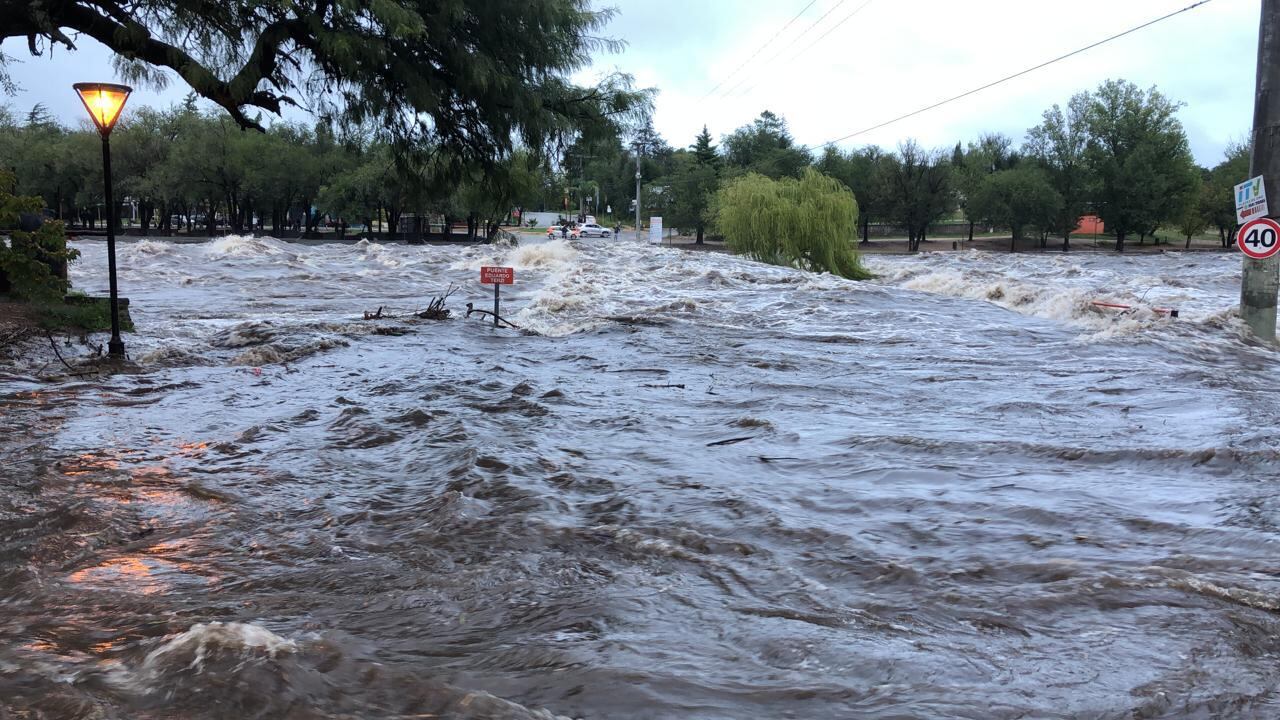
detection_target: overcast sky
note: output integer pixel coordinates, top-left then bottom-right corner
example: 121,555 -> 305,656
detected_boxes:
0,0 -> 1257,166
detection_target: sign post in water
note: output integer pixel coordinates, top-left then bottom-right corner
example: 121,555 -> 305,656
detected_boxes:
480,266 -> 515,327
1239,217 -> 1280,260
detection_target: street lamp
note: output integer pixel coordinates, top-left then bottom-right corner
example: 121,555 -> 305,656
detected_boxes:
73,82 -> 131,358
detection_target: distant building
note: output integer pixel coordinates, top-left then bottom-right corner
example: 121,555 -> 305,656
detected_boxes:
1076,215 -> 1105,235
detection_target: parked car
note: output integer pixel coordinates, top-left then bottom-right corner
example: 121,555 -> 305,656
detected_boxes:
576,223 -> 612,238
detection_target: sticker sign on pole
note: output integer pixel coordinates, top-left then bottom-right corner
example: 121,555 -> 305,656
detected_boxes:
649,217 -> 663,244
1236,176 -> 1269,224
1238,217 -> 1280,260
480,266 -> 514,328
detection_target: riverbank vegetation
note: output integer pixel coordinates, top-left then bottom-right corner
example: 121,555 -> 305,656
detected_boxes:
0,170 -> 121,333
716,170 -> 870,279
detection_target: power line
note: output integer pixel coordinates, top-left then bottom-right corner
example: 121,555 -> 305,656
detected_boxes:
813,0 -> 1215,150
788,0 -> 875,64
719,0 -> 855,99
700,0 -> 821,101
733,0 -> 876,98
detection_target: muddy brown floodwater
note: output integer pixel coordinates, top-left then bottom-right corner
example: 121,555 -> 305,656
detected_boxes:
3,236 -> 1280,719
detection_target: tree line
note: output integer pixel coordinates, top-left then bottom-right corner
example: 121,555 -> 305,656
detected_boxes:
1,77 -> 1248,258
638,78 -> 1246,255
0,97 -> 584,240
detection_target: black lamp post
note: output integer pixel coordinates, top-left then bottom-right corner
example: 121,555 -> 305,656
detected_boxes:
73,82 -> 132,358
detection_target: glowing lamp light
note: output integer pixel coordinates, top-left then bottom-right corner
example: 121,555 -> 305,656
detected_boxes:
73,83 -> 132,137
72,82 -> 133,358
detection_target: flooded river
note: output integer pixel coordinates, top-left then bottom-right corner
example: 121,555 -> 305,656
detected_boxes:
3,236 -> 1280,719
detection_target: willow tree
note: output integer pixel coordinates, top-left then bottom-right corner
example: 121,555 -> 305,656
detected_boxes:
714,169 -> 870,280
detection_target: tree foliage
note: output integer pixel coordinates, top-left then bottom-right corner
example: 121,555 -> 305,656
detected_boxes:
692,126 -> 720,168
1080,79 -> 1198,251
1025,96 -> 1090,250
968,166 -> 1062,251
659,154 -> 718,244
1176,173 -> 1211,249
714,169 -> 869,280
654,127 -> 722,243
881,140 -> 953,252
6,0 -> 649,172
723,111 -> 811,179
0,170 -> 79,301
815,146 -> 891,243
0,103 -> 570,239
1204,141 -> 1251,247
953,133 -> 1019,241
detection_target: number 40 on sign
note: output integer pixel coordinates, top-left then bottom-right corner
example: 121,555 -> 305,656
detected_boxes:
1239,217 -> 1280,260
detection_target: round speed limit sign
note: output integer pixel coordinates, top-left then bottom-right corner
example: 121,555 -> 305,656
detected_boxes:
1239,217 -> 1280,260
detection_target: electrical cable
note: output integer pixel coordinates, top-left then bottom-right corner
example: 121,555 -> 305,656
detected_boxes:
812,0 -> 1215,149
731,0 -> 876,98
718,0 -> 856,99
700,0 -> 821,100
788,0 -> 876,64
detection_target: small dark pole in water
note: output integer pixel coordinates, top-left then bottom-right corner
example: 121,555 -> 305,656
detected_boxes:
73,82 -> 132,359
1242,0 -> 1280,341
493,283 -> 500,328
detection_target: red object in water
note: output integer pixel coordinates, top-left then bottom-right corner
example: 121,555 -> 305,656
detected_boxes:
1091,301 -> 1179,318
480,266 -> 514,285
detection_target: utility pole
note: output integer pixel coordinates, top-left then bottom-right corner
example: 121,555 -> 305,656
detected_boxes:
1242,0 -> 1280,341
633,142 -> 644,241
635,156 -> 642,240
568,152 -> 594,222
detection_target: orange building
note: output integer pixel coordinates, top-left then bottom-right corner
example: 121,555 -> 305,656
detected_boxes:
1075,215 -> 1105,235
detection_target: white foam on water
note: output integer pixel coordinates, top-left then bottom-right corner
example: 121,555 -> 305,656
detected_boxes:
354,239 -> 404,269
151,622 -> 298,666
509,239 -> 579,270
230,338 -> 349,366
867,251 -> 1244,340
204,235 -> 293,258
508,240 -> 865,337
122,239 -> 177,258
101,622 -> 299,693
135,345 -> 208,366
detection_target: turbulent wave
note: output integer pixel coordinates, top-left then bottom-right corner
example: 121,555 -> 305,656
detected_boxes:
138,622 -> 298,674
229,338 -> 349,366
121,239 -> 177,258
95,623 -> 576,719
204,234 -> 294,258
509,239 -> 579,270
868,251 -> 1245,340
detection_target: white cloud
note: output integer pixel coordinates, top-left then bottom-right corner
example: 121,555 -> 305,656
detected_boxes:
589,0 -> 1258,165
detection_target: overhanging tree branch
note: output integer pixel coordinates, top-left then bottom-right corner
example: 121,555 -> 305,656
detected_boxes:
4,0 -> 650,171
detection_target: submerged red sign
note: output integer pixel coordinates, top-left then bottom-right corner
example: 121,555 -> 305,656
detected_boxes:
480,266 -> 514,285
